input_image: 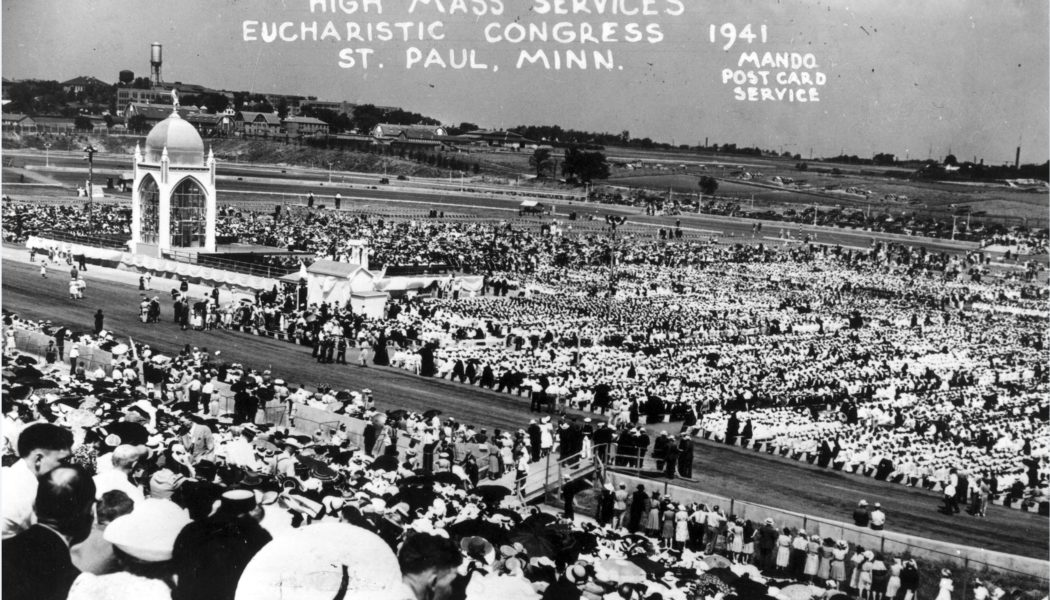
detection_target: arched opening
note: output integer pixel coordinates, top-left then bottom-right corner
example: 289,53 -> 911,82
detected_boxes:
169,177 -> 207,248
139,175 -> 160,244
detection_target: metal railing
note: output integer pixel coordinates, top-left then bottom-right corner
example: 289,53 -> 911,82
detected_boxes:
161,249 -> 298,279
597,447 -> 1050,582
515,443 -> 602,504
36,229 -> 130,250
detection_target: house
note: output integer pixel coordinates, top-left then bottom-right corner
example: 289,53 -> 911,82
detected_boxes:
478,129 -> 533,148
30,116 -> 76,132
392,129 -> 444,150
61,76 -> 108,95
184,112 -> 235,137
116,87 -> 173,110
371,123 -> 447,140
282,116 -> 329,137
1,113 -> 36,132
236,111 -> 283,137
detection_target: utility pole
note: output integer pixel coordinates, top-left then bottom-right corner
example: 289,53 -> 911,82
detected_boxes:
951,214 -> 957,240
327,161 -> 333,183
605,214 -> 627,296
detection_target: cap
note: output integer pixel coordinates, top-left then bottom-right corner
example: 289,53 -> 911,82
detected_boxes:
149,469 -> 186,500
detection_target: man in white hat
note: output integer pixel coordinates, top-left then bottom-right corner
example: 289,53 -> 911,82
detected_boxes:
869,502 -> 886,530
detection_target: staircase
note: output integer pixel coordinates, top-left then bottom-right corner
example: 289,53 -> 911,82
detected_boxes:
514,446 -> 601,504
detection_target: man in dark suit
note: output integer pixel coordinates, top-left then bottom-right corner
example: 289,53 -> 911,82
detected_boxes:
527,420 -> 542,462
3,465 -> 96,600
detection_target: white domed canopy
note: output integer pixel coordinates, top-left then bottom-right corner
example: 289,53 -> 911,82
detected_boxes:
144,111 -> 204,166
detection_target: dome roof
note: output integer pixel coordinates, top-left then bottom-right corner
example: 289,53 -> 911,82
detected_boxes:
144,111 -> 204,166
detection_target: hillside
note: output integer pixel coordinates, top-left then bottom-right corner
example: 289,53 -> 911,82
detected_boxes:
3,133 -> 453,178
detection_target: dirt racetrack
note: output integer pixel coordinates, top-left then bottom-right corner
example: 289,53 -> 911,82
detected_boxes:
2,250 -> 1046,561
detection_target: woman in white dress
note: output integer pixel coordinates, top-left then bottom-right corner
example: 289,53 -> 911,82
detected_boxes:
884,556 -> 903,600
804,534 -> 821,580
775,528 -> 792,572
934,569 -> 954,600
673,505 -> 689,551
729,518 -> 745,563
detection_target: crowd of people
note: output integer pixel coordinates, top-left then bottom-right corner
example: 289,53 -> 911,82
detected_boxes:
21,201 -> 1047,509
4,311 -> 1041,600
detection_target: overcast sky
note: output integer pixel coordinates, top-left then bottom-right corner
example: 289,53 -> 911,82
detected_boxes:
4,0 -> 1047,162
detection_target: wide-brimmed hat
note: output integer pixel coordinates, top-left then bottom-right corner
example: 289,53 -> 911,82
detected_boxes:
104,499 -> 191,562
460,536 -> 495,565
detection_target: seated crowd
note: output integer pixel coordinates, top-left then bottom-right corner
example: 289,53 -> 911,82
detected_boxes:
4,313 -> 1042,600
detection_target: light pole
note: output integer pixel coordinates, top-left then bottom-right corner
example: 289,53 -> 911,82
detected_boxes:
84,145 -> 97,210
327,161 -> 333,183
605,214 -> 627,296
44,142 -> 52,167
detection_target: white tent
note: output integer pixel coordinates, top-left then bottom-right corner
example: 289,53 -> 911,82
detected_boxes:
279,259 -> 376,306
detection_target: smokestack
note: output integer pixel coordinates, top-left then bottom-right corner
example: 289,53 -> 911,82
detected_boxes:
1015,146 -> 1020,170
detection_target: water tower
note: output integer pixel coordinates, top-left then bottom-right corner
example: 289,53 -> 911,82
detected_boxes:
150,42 -> 163,86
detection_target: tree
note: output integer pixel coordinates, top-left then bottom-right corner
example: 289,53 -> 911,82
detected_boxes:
199,93 -> 229,114
127,114 -> 149,133
698,176 -> 719,196
873,152 -> 896,166
562,146 -> 610,184
74,115 -> 93,131
944,154 -> 958,166
529,148 -> 553,178
445,122 -> 479,136
276,98 -> 290,119
349,104 -> 385,134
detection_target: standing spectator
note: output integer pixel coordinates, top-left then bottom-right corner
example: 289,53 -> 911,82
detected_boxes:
664,438 -> 680,479
627,484 -> 648,532
2,423 -> 74,539
869,503 -> 886,530
830,540 -> 849,586
561,475 -> 579,521
93,309 -> 104,335
943,479 -> 958,515
954,470 -> 970,515
898,559 -> 920,600
853,499 -> 871,527
756,518 -> 778,572
612,483 -> 628,529
973,478 -> 991,518
934,569 -> 954,600
2,465 -> 97,600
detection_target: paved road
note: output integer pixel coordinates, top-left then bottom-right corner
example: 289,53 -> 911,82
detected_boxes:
2,251 -> 1045,559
